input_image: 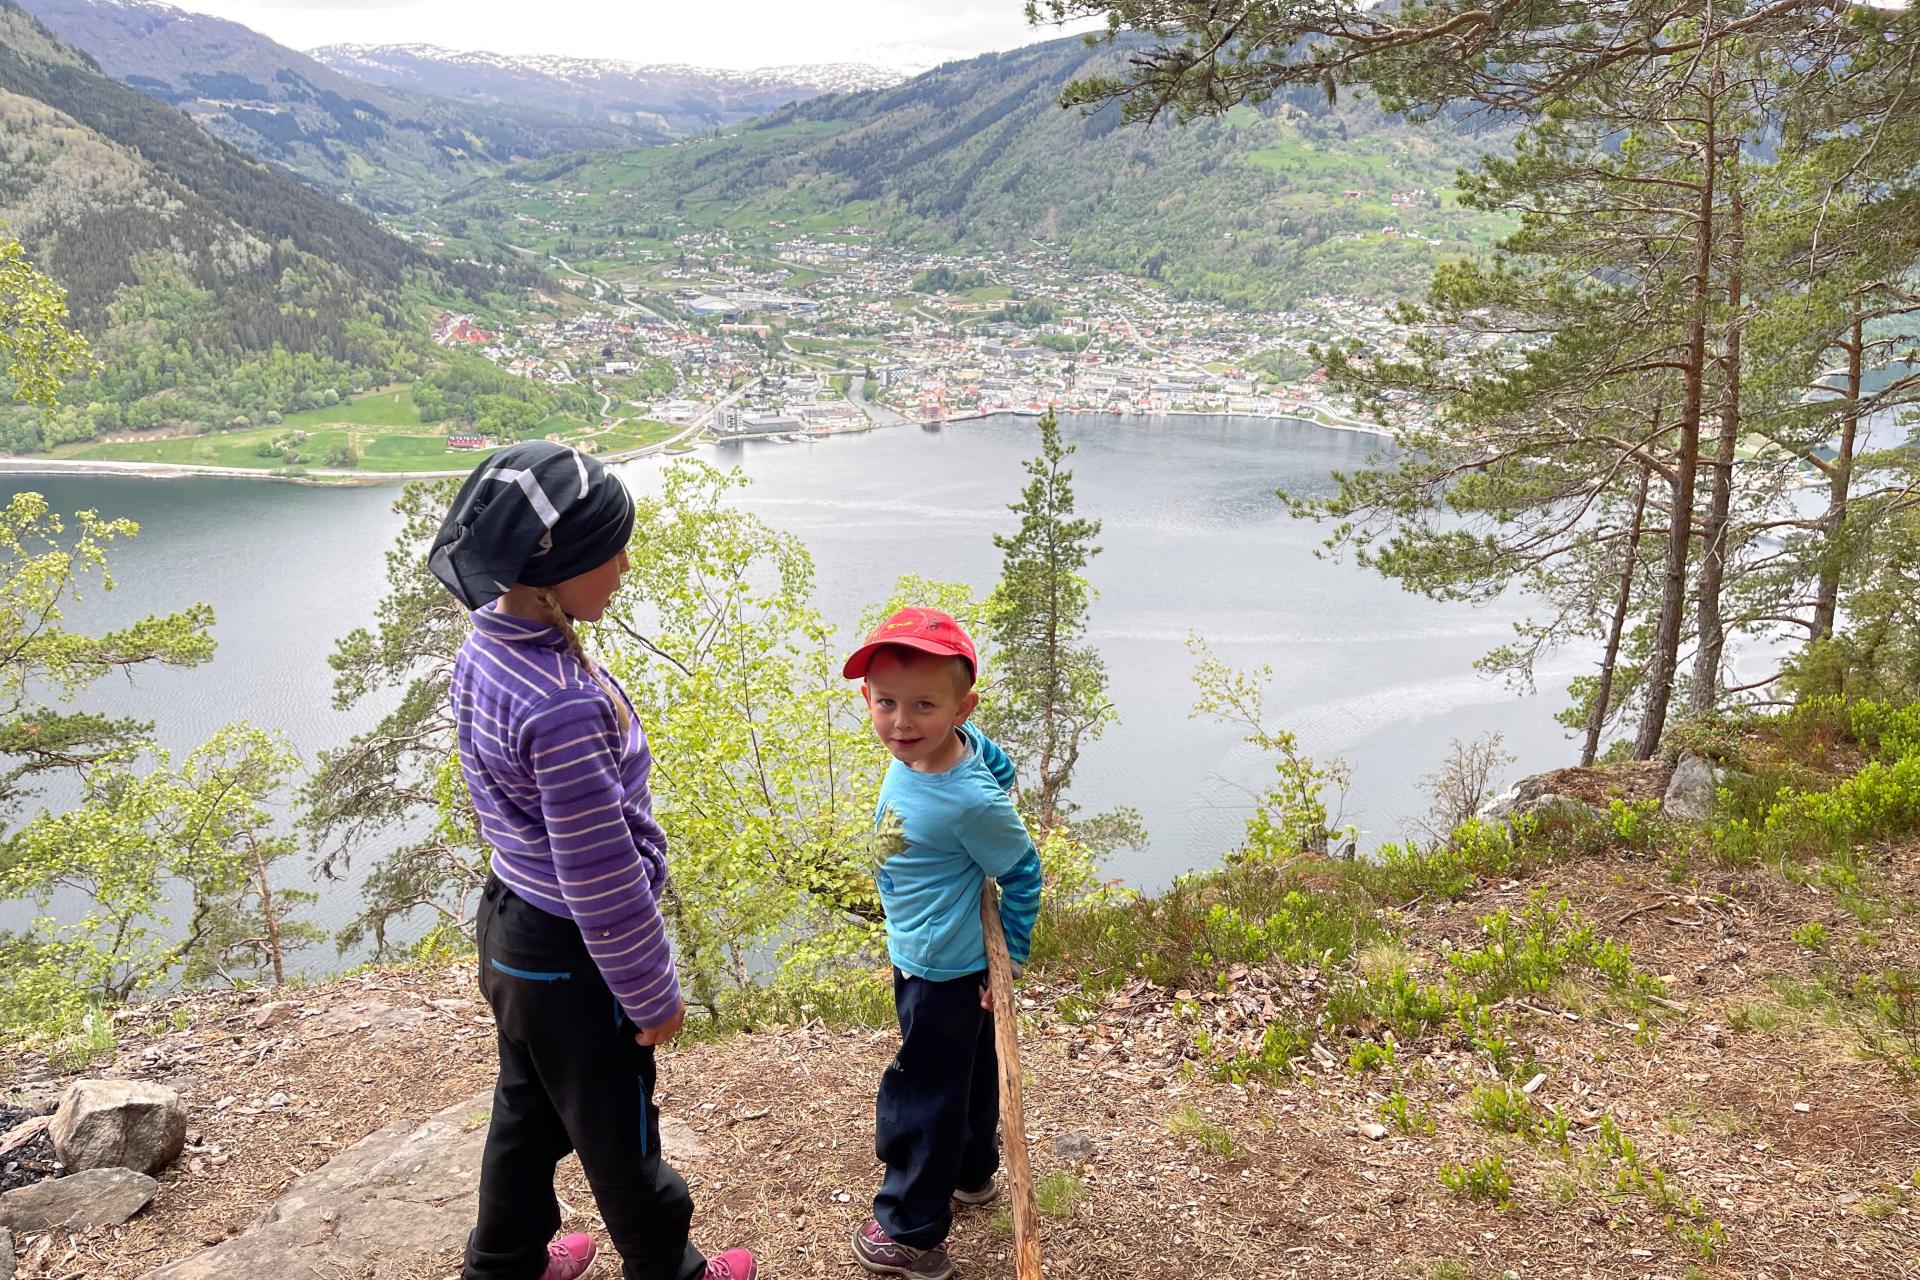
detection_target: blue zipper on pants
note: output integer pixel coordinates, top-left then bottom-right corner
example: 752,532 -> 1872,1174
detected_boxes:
488,958 -> 572,982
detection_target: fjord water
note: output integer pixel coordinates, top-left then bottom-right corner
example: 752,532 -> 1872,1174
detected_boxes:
2,415 -> 1584,949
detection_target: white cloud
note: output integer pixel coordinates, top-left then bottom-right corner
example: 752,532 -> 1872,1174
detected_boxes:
175,0 -> 1101,70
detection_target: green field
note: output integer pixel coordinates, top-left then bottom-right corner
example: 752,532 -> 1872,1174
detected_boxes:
594,419 -> 680,453
279,386 -> 424,430
52,385 -> 609,475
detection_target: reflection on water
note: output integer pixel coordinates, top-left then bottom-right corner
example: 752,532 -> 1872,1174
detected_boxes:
0,415 -> 1582,957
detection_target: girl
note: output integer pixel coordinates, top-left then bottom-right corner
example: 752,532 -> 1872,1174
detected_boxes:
430,441 -> 755,1280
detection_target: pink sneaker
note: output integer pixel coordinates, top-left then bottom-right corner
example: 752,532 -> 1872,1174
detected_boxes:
704,1247 -> 757,1279
540,1232 -> 597,1280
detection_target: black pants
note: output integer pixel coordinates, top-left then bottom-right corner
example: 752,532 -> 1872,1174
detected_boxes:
464,877 -> 705,1280
873,968 -> 1001,1250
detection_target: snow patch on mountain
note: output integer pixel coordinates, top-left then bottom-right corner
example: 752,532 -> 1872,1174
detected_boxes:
312,43 -> 905,95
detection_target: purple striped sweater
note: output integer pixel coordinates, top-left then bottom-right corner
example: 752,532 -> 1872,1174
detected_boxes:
451,604 -> 681,1027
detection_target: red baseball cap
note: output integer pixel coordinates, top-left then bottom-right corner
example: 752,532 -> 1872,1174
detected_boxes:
842,607 -> 979,681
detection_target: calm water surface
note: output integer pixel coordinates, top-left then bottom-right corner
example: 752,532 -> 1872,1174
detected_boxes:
1,415 -> 1587,955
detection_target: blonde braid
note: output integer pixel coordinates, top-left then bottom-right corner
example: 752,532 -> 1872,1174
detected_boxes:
538,589 -> 634,737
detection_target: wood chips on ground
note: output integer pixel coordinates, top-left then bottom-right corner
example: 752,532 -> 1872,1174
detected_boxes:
4,841 -> 1917,1280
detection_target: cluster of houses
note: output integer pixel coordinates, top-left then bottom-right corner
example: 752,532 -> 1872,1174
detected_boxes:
420,223 -> 1471,444
431,312 -> 495,347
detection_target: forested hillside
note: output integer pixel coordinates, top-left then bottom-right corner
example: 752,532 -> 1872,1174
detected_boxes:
459,34 -> 1509,308
0,0 -> 532,452
18,0 -> 655,209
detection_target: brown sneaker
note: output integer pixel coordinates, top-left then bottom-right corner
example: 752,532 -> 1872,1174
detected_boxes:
953,1176 -> 998,1206
851,1219 -> 953,1280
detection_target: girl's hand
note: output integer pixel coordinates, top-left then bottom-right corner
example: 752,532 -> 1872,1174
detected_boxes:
635,1001 -> 686,1046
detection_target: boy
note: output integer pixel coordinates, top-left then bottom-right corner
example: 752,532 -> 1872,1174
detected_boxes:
842,607 -> 1044,1280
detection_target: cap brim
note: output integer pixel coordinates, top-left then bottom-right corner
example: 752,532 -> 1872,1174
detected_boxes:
842,637 -> 973,681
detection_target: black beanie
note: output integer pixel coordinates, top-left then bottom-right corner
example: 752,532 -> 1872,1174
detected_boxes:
428,441 -> 637,610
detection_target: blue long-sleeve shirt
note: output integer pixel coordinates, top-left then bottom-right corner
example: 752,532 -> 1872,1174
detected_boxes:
873,724 -> 1043,980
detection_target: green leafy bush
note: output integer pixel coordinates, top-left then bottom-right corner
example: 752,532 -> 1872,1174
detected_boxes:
1379,1090 -> 1436,1135
1446,893 -> 1660,1006
1791,921 -> 1830,952
1469,1081 -> 1537,1135
1348,1038 -> 1397,1073
1438,1154 -> 1512,1207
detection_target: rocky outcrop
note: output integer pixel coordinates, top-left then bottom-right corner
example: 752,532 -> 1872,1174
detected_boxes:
1480,774 -> 1604,825
138,1091 -> 705,1280
51,1080 -> 187,1177
1663,751 -> 1730,823
0,1168 -> 158,1232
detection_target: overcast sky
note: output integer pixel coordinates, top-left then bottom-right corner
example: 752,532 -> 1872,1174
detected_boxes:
174,0 -> 1105,70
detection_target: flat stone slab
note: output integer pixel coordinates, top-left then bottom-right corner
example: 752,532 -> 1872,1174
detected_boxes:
296,1002 -> 434,1046
139,1091 -> 706,1279
0,1167 -> 158,1232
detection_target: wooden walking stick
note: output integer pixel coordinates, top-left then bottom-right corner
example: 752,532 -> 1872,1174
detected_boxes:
980,878 -> 1042,1280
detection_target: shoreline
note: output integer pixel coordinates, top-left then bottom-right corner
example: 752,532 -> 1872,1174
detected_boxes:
0,408 -> 1392,486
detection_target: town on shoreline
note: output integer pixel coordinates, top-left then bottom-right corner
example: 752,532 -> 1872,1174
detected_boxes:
21,232 -> 1419,483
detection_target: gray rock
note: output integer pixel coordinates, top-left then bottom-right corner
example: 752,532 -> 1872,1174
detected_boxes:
660,1116 -> 706,1164
1663,751 -> 1728,823
298,1003 -> 431,1046
1,1227 -> 14,1280
51,1080 -> 187,1176
1481,774 -> 1603,825
1052,1132 -> 1095,1162
0,1168 -> 158,1231
250,1002 -> 297,1031
137,1091 -> 706,1280
1359,1122 -> 1389,1142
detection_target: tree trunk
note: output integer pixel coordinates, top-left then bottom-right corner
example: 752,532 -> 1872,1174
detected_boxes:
1811,314 -> 1864,643
246,832 -> 286,986
1691,174 -> 1744,714
1635,91 -> 1718,760
1038,459 -> 1063,831
1585,458 -> 1654,766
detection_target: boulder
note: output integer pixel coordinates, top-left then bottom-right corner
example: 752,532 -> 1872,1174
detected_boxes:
1663,751 -> 1728,823
1,1228 -> 14,1280
0,1168 -> 157,1232
1480,774 -> 1603,825
250,1002 -> 297,1031
1052,1132 -> 1095,1162
137,1091 -> 705,1280
51,1080 -> 187,1176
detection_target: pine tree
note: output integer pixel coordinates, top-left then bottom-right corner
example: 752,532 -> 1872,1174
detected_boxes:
980,411 -> 1143,850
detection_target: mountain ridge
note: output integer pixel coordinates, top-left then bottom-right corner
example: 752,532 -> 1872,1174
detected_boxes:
16,0 -> 659,209
0,0 -> 521,450
452,33 -> 1511,309
308,41 -> 902,136
313,42 -> 906,96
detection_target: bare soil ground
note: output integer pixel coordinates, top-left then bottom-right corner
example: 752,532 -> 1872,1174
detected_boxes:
4,839 -> 1916,1280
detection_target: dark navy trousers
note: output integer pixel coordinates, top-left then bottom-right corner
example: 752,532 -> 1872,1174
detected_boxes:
464,877 -> 704,1280
873,967 -> 1001,1250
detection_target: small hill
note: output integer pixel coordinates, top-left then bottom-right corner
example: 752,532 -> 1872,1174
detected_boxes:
454,34 -> 1512,309
15,0 -> 657,210
0,0 -> 521,451
310,44 -> 904,136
